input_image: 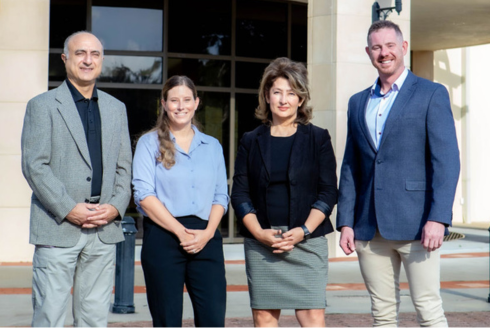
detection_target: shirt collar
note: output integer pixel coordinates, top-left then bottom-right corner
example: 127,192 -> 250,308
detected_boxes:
370,68 -> 409,96
65,79 -> 99,102
169,125 -> 208,145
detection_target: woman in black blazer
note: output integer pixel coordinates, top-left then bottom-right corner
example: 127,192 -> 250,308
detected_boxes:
231,57 -> 337,327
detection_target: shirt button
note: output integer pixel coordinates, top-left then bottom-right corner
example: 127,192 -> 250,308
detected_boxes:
379,114 -> 382,116
86,177 -> 91,181
378,132 -> 382,135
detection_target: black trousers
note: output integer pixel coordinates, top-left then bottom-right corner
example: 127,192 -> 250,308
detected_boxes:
141,216 -> 227,327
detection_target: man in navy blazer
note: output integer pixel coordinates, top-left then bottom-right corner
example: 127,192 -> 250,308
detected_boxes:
337,20 -> 459,327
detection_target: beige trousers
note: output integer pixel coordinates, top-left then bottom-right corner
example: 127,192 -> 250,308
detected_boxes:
355,232 -> 447,327
31,229 -> 116,327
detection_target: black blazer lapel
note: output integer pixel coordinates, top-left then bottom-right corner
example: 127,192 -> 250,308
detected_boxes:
378,71 -> 417,150
288,124 -> 309,172
256,125 -> 271,179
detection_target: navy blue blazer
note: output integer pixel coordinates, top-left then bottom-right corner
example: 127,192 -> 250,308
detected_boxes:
337,71 -> 460,241
231,123 -> 338,239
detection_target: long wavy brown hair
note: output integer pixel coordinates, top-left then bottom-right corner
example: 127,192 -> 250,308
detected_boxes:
154,75 -> 199,169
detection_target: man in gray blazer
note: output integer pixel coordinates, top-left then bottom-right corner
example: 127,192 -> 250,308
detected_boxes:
21,31 -> 132,327
337,21 -> 460,327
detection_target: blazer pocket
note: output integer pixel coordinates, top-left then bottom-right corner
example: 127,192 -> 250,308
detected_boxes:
405,180 -> 427,191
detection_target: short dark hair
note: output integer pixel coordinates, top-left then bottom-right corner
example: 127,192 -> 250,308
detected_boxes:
256,57 -> 312,125
367,20 -> 404,45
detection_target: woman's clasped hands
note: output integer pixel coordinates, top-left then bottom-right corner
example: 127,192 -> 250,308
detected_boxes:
179,228 -> 213,254
256,227 -> 305,254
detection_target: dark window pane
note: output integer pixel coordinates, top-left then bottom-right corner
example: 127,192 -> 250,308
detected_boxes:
98,88 -> 161,151
236,62 -> 269,89
168,58 -> 230,87
49,53 -> 66,82
236,0 -> 287,59
195,92 -> 230,177
291,5 -> 307,63
235,93 -> 262,150
98,56 -> 163,84
92,0 -> 163,51
50,0 -> 87,49
169,0 -> 231,55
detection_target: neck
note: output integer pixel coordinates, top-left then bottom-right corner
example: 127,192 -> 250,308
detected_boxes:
271,121 -> 297,137
169,123 -> 194,138
378,67 -> 405,93
68,78 -> 94,98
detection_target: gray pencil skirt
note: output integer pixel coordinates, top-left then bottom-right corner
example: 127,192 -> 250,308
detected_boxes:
244,226 -> 329,310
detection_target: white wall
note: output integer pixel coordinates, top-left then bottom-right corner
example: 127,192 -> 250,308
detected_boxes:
0,0 -> 50,261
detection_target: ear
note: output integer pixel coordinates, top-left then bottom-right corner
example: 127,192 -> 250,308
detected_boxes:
161,98 -> 166,111
402,40 -> 408,56
265,92 -> 270,104
365,46 -> 370,57
194,97 -> 200,110
61,53 -> 67,64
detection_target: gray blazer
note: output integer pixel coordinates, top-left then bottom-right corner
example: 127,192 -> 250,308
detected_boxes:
21,81 -> 132,247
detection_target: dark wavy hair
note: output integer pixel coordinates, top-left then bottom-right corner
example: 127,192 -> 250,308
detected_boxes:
255,57 -> 312,125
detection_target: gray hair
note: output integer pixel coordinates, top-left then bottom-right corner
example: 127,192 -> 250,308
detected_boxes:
63,31 -> 104,58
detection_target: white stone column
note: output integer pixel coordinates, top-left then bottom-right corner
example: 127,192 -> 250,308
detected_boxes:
308,0 -> 411,257
0,0 -> 50,261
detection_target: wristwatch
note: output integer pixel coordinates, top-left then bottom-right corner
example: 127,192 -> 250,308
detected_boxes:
301,225 -> 311,240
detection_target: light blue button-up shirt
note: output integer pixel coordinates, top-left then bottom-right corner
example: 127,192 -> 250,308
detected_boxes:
365,68 -> 409,149
132,125 -> 229,220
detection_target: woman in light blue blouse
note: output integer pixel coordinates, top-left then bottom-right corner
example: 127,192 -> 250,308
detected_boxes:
132,75 -> 229,327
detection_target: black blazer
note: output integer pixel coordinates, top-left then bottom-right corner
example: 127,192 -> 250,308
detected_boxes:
231,123 -> 338,239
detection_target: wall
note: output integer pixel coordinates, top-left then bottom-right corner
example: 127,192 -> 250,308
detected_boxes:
434,45 -> 490,223
0,0 -> 50,261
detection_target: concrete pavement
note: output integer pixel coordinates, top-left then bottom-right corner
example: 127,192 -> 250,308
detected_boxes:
0,226 -> 489,327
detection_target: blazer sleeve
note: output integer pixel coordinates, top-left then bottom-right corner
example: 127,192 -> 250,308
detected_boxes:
231,132 -> 256,221
426,84 -> 460,226
106,103 -> 132,219
21,98 -> 77,223
311,128 -> 338,217
337,97 -> 360,231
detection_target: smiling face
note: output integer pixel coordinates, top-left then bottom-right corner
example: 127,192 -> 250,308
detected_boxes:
62,33 -> 104,89
162,85 -> 199,130
267,77 -> 304,126
366,27 -> 408,81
